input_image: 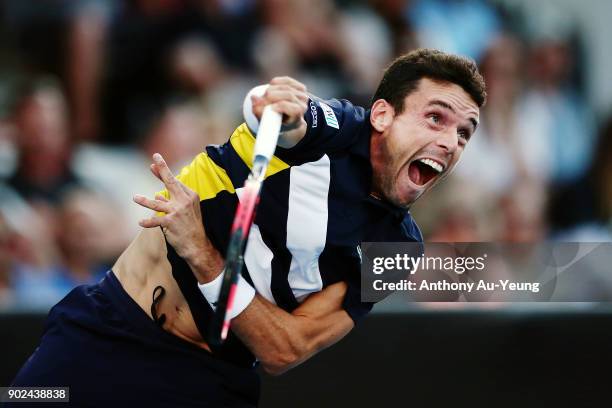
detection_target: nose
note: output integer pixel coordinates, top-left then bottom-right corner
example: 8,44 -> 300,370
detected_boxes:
435,128 -> 459,154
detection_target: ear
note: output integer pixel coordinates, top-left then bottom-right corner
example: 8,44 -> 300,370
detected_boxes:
370,99 -> 394,132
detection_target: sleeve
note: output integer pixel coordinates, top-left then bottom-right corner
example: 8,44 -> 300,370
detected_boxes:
343,270 -> 375,324
333,217 -> 424,324
320,245 -> 375,324
351,215 -> 424,319
273,96 -> 368,165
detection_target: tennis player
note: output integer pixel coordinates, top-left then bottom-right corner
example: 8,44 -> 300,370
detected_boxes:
9,49 -> 485,407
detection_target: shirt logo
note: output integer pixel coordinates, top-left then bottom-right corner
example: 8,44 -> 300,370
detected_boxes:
319,101 -> 339,129
309,100 -> 318,128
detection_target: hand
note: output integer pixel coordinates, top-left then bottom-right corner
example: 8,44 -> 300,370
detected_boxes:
133,153 -> 223,283
251,76 -> 309,131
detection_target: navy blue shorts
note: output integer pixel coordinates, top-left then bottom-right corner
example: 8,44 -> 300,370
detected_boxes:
8,271 -> 260,407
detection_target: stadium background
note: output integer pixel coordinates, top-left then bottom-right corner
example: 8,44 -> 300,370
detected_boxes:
1,0 -> 611,406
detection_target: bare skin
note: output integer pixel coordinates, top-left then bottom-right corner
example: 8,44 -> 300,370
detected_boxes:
113,76 -> 480,375
370,78 -> 480,207
114,154 -> 353,373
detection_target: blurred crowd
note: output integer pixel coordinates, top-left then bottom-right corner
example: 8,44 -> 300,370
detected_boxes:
0,0 -> 611,310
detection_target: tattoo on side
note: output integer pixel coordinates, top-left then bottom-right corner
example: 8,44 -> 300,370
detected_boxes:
151,285 -> 167,326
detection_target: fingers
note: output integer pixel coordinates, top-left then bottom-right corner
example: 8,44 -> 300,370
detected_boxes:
270,101 -> 308,126
133,194 -> 172,213
251,89 -> 308,125
177,180 -> 199,200
256,90 -> 309,111
150,163 -> 161,180
250,77 -> 308,122
254,85 -> 308,105
270,76 -> 307,92
138,215 -> 165,229
151,153 -> 183,197
149,157 -> 196,205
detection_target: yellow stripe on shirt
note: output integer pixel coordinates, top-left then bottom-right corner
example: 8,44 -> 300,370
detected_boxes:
157,123 -> 289,215
230,123 -> 289,177
156,152 -> 234,215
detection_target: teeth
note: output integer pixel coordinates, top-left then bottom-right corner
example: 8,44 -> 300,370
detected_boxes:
417,158 -> 444,173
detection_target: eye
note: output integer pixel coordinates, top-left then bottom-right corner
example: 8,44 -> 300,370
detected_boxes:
458,128 -> 471,142
428,113 -> 441,125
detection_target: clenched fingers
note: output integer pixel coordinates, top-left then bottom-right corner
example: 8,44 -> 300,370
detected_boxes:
251,92 -> 308,126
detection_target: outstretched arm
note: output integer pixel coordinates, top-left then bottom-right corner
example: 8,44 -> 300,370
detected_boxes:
134,153 -> 354,375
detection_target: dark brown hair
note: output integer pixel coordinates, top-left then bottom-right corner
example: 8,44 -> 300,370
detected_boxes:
372,48 -> 487,112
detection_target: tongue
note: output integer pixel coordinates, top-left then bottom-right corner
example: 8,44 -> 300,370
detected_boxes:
408,161 -> 438,186
408,161 -> 424,186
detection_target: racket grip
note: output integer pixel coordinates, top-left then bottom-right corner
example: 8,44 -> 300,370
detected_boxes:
253,105 -> 282,161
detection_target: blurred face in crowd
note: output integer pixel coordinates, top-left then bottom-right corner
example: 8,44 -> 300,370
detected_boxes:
16,86 -> 69,157
144,104 -> 207,168
56,190 -> 109,264
370,78 -> 480,208
0,214 -> 12,281
480,35 -> 523,104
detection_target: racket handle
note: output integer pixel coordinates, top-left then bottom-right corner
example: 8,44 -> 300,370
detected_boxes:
220,280 -> 239,341
253,105 -> 282,161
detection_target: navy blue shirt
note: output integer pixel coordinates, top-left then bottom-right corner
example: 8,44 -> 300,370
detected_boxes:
163,97 -> 422,367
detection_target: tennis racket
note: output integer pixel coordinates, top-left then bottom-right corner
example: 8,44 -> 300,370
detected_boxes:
209,92 -> 282,345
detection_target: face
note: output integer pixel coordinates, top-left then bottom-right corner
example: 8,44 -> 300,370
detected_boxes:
370,78 -> 480,208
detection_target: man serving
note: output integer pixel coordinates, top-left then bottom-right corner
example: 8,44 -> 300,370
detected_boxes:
10,49 -> 485,407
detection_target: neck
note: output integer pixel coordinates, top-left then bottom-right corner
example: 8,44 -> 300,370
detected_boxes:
369,131 -> 386,198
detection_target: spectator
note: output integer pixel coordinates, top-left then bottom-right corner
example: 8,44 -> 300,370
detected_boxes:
369,0 -> 418,56
7,78 -> 79,204
0,212 -> 15,308
453,34 -> 537,195
253,0 -> 351,98
0,0 -> 609,313
1,78 -> 78,268
1,0 -> 115,142
73,99 -> 216,241
99,0 -> 257,145
593,116 -> 612,227
338,2 -> 394,106
524,37 -> 596,185
407,0 -> 502,60
548,114 -> 612,241
12,188 -> 111,310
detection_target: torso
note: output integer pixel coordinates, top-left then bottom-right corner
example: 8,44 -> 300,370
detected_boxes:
112,227 -> 210,350
111,100 -> 422,353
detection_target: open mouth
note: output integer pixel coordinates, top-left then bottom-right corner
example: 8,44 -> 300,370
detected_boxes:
408,158 -> 444,186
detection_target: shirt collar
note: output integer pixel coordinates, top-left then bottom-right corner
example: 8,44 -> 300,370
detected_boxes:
365,193 -> 409,223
